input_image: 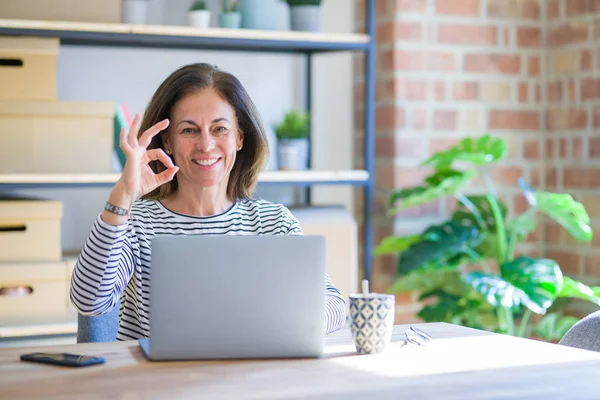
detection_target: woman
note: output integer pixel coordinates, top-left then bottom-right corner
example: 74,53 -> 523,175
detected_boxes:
70,63 -> 347,341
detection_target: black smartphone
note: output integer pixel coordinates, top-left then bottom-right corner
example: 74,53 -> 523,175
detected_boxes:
20,352 -> 105,367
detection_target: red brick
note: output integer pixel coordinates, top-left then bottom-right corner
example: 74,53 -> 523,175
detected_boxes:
433,81 -> 446,100
566,0 -> 600,16
488,165 -> 523,185
589,137 -> 600,158
583,49 -> 593,70
395,200 -> 440,218
581,78 -> 600,100
353,53 -> 365,77
413,108 -> 427,130
464,53 -> 521,74
568,80 -> 577,101
376,79 -> 394,102
517,27 -> 542,48
548,0 -> 560,18
595,106 -> 600,128
395,79 -> 427,100
376,106 -> 405,130
435,0 -> 480,16
354,81 -> 365,103
547,81 -> 562,102
489,110 -> 540,130
547,250 -> 581,276
546,108 -> 587,131
584,254 -> 600,277
524,139 -> 540,159
377,0 -> 390,17
573,137 -> 584,158
375,136 -> 425,158
545,221 -> 564,245
559,138 -> 568,158
438,23 -> 497,46
395,0 -> 429,13
528,56 -> 541,76
545,138 -> 555,158
433,110 -> 456,130
396,50 -> 458,71
546,167 -> 558,188
548,23 -> 589,46
487,0 -> 541,19
429,138 -> 459,154
377,21 -> 423,44
518,83 -> 529,103
452,81 -> 479,100
563,167 -> 600,188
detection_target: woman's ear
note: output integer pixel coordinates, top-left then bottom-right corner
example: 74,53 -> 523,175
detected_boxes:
237,131 -> 244,151
162,131 -> 172,155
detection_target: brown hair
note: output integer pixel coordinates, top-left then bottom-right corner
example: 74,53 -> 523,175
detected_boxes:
140,63 -> 268,201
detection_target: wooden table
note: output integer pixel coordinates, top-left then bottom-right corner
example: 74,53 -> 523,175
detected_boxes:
2,322 -> 600,399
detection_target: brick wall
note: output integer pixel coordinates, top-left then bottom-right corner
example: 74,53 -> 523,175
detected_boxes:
354,0 -> 600,323
545,0 -> 600,316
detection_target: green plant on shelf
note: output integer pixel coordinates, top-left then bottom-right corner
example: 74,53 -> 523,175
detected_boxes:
222,0 -> 239,12
374,134 -> 600,341
274,110 -> 310,140
190,0 -> 208,11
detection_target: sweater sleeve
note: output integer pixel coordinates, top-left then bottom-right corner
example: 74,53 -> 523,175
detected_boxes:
283,208 -> 348,334
69,214 -> 137,316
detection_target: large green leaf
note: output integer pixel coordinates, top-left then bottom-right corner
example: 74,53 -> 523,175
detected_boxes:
518,178 -> 592,243
421,134 -> 507,170
388,267 -> 467,296
500,256 -> 563,314
397,220 -> 483,275
465,272 -> 527,310
507,209 -> 538,246
417,289 -> 483,324
373,234 -> 421,256
389,169 -> 475,212
452,195 -> 508,231
558,276 -> 600,306
533,312 -> 579,342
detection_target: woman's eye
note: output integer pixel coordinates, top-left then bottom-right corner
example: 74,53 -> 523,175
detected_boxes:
214,126 -> 228,134
182,127 -> 197,134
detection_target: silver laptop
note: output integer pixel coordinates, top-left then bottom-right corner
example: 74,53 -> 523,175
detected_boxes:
139,234 -> 326,361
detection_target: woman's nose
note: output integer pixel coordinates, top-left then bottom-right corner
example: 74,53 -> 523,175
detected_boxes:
196,131 -> 215,152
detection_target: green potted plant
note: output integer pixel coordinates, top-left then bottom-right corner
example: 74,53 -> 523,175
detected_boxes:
219,0 -> 241,29
274,110 -> 310,171
285,0 -> 322,32
375,134 -> 600,341
188,0 -> 211,28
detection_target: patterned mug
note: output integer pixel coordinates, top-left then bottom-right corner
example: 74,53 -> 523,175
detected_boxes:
349,293 -> 395,354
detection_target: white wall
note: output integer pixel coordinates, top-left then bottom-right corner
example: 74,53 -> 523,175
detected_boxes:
7,0 -> 355,252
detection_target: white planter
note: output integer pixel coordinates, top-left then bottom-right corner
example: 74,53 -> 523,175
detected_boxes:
188,10 -> 211,28
290,6 -> 321,32
278,139 -> 309,171
121,0 -> 149,25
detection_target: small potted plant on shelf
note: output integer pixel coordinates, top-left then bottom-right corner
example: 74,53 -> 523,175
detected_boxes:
219,0 -> 241,29
285,0 -> 322,32
188,0 -> 211,29
274,110 -> 310,171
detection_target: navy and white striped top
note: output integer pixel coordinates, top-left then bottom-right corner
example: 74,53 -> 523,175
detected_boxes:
69,198 -> 347,341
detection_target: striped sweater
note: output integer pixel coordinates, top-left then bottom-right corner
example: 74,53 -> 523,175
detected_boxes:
70,198 -> 347,340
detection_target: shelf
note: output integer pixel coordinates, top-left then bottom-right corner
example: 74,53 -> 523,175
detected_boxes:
0,170 -> 369,188
0,19 -> 370,53
0,321 -> 77,339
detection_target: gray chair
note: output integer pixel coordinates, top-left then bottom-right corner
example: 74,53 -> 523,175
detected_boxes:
76,302 -> 120,343
559,310 -> 600,352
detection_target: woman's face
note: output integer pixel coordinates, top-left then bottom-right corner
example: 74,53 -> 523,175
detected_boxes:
163,88 -> 243,191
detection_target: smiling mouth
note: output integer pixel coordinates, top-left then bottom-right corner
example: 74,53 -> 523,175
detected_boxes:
192,158 -> 220,167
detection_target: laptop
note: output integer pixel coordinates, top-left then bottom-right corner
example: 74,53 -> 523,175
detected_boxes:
138,234 -> 326,361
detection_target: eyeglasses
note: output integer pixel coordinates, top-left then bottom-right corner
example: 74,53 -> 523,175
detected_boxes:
402,326 -> 432,347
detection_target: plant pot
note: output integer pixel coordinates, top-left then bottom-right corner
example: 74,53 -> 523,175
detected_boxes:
121,0 -> 149,24
188,10 -> 211,28
219,12 -> 242,29
240,0 -> 279,30
278,138 -> 309,171
289,5 -> 321,32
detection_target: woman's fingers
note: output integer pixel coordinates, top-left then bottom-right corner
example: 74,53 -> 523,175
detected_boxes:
127,114 -> 142,148
145,148 -> 176,169
138,119 -> 169,149
119,127 -> 131,152
155,166 -> 179,186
